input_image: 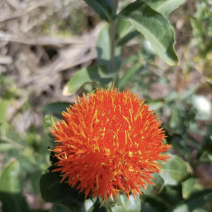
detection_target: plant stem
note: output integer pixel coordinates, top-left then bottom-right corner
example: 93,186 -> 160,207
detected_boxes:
110,21 -> 115,73
110,0 -> 119,81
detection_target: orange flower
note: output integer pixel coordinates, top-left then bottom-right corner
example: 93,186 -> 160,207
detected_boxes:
50,88 -> 171,200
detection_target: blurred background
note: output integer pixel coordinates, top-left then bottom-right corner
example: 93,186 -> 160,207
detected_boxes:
0,0 -> 212,211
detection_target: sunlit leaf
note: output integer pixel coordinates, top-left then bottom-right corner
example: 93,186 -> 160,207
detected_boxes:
63,65 -> 113,95
116,0 -> 185,45
118,1 -> 178,66
141,0 -> 186,17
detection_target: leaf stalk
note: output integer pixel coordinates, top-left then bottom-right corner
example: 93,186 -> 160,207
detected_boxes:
110,0 -> 119,86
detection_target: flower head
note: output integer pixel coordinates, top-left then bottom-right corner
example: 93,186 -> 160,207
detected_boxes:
50,88 -> 171,200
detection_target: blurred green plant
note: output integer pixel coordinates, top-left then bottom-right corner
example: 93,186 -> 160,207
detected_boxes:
189,0 -> 212,84
0,75 -> 51,211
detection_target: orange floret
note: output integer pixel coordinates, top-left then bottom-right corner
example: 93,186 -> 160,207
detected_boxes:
50,88 -> 171,200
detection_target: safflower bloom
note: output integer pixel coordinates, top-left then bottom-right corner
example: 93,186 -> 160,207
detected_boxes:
50,88 -> 171,200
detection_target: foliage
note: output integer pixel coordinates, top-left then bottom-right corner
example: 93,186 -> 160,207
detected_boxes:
1,0 -> 212,212
0,76 -> 51,210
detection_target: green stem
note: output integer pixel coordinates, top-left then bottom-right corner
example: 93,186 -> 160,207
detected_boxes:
110,0 -> 119,86
110,20 -> 115,73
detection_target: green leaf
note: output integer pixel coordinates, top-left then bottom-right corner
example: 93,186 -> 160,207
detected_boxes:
169,204 -> 190,212
182,178 -> 197,199
0,160 -> 30,212
97,25 -> 122,72
165,91 -> 178,101
160,154 -> 190,185
168,135 -> 187,155
118,64 -> 141,90
142,173 -> 164,196
148,101 -> 164,111
0,92 -> 13,133
182,178 -> 203,199
83,0 -> 112,21
168,190 -> 212,212
169,108 -> 182,131
85,199 -> 96,212
158,184 -> 183,206
208,153 -> 212,162
43,115 -> 60,135
0,91 -> 15,124
111,194 -> 141,212
116,0 -> 185,46
141,0 -> 186,17
0,143 -> 15,152
0,96 -> 9,124
63,65 -> 113,95
42,102 -> 72,116
40,166 -> 85,203
184,190 -> 212,211
179,84 -> 200,102
0,160 -> 22,194
43,114 -> 59,149
140,196 -> 166,212
116,20 -> 139,46
30,170 -> 43,195
118,1 -> 178,66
